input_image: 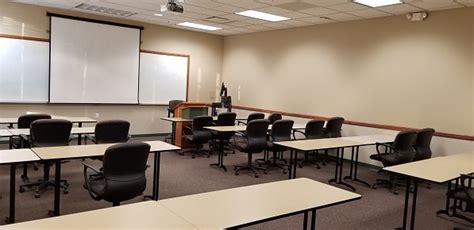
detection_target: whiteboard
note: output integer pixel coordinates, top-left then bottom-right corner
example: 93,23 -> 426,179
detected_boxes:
0,37 -> 49,103
139,52 -> 188,104
49,16 -> 140,104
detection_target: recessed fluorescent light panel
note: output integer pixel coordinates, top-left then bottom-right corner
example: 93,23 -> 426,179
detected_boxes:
353,0 -> 402,7
236,10 -> 290,22
178,22 -> 222,31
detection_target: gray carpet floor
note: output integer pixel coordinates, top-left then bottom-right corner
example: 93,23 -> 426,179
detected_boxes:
0,136 -> 472,229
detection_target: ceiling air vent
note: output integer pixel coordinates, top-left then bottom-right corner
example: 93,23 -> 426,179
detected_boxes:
75,3 -> 136,17
204,16 -> 231,24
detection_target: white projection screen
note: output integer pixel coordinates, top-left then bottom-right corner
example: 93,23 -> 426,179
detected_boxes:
49,16 -> 141,103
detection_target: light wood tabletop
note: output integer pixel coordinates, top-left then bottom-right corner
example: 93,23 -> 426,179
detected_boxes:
0,129 -> 13,137
205,124 -> 306,132
32,140 -> 180,160
7,127 -> 95,136
0,201 -> 197,230
159,178 -> 361,229
275,138 -> 362,151
161,117 -> 192,122
384,152 -> 474,183
0,149 -> 40,165
0,116 -> 96,125
340,134 -> 396,146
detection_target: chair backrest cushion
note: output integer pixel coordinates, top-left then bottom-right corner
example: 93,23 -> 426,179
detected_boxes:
325,117 -> 344,138
168,100 -> 184,111
267,113 -> 282,124
392,130 -> 417,163
247,113 -> 265,123
305,120 -> 325,139
270,119 -> 294,142
244,119 -> 270,152
94,120 -> 130,144
102,142 -> 151,202
30,119 -> 72,147
18,114 -> 51,128
413,128 -> 435,160
216,112 -> 237,126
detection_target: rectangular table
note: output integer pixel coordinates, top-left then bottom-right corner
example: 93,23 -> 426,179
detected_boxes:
275,138 -> 361,190
384,152 -> 474,230
1,201 -> 197,229
31,140 -> 180,216
0,116 -> 96,127
160,178 -> 361,229
8,127 -> 95,145
0,149 -> 41,223
0,129 -> 13,137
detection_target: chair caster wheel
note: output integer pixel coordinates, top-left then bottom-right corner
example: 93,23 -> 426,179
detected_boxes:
34,166 -> 39,171
372,185 -> 377,189
254,174 -> 259,178
63,190 -> 69,194
19,187 -> 25,193
298,165 -> 303,168
316,166 -> 321,169
263,171 -> 267,175
283,171 -> 287,174
235,172 -> 239,176
35,193 -> 40,199
48,210 -> 55,217
192,156 -> 195,159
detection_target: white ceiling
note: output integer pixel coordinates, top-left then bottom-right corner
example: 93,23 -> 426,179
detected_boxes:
12,0 -> 474,36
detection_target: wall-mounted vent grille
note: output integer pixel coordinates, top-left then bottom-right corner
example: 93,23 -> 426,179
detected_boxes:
75,3 -> 136,17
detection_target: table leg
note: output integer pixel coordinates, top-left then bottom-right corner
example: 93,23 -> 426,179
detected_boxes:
77,122 -> 83,145
171,122 -> 176,145
53,160 -> 61,216
7,163 -> 16,224
292,149 -> 298,179
329,148 -> 355,191
310,209 -> 316,230
288,149 -> 293,179
153,151 -> 161,200
436,179 -> 454,217
410,179 -> 418,230
210,139 -> 226,171
303,211 -> 308,230
400,176 -> 411,230
344,146 -> 370,187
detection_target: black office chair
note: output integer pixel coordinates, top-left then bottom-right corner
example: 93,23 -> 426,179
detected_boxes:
10,114 -> 51,182
263,120 -> 294,174
237,113 -> 265,125
167,100 -> 184,118
19,119 -> 72,198
370,130 -> 417,194
321,117 -> 344,165
85,120 -> 130,144
83,142 -> 151,207
233,119 -> 270,178
293,120 -> 325,169
183,116 -> 214,158
267,113 -> 282,124
445,173 -> 474,224
210,112 -> 237,154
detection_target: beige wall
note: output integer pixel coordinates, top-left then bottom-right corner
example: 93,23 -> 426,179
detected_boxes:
0,1 -> 224,134
223,8 -> 473,136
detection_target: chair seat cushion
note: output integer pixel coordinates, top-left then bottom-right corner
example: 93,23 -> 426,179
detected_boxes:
233,137 -> 248,151
447,188 -> 474,203
89,176 -> 106,197
369,153 -> 399,166
10,136 -> 23,148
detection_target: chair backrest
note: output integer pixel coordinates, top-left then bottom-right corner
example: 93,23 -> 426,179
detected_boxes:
17,114 -> 51,128
168,100 -> 183,111
247,113 -> 265,123
305,120 -> 325,139
216,112 -> 237,126
245,119 -> 270,152
391,130 -> 417,163
192,116 -> 214,133
413,128 -> 435,161
94,120 -> 130,144
267,113 -> 282,124
325,117 -> 344,138
270,119 -> 294,142
30,119 -> 72,147
101,142 -> 150,202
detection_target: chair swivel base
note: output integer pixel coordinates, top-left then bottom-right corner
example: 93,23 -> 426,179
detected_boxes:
19,179 -> 69,198
234,165 -> 267,178
372,179 -> 400,195
180,149 -> 210,159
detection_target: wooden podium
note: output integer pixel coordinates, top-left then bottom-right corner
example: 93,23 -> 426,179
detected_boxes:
173,102 -> 208,147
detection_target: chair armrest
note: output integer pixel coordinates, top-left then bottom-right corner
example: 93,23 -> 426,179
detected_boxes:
237,120 -> 247,126
19,134 -> 30,148
84,134 -> 97,144
234,131 -> 247,137
82,162 -> 102,201
292,129 -> 307,140
375,142 -> 394,154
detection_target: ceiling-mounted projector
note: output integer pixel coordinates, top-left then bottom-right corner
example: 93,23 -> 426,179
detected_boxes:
161,0 -> 184,14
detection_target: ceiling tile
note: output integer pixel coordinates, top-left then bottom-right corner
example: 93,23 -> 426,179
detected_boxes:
301,0 -> 350,6
224,21 -> 253,27
325,2 -> 368,11
377,3 -> 422,14
247,24 -> 274,31
299,7 -> 337,16
349,8 -> 392,18
242,18 -> 269,25
455,0 -> 474,6
261,22 -> 293,29
184,4 -> 228,16
279,10 -> 313,19
299,16 -> 335,24
256,0 -> 300,5
13,0 -> 86,9
409,1 -> 464,11
280,19 -> 312,26
257,6 -> 294,14
214,0 -> 269,9
324,12 -> 362,21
